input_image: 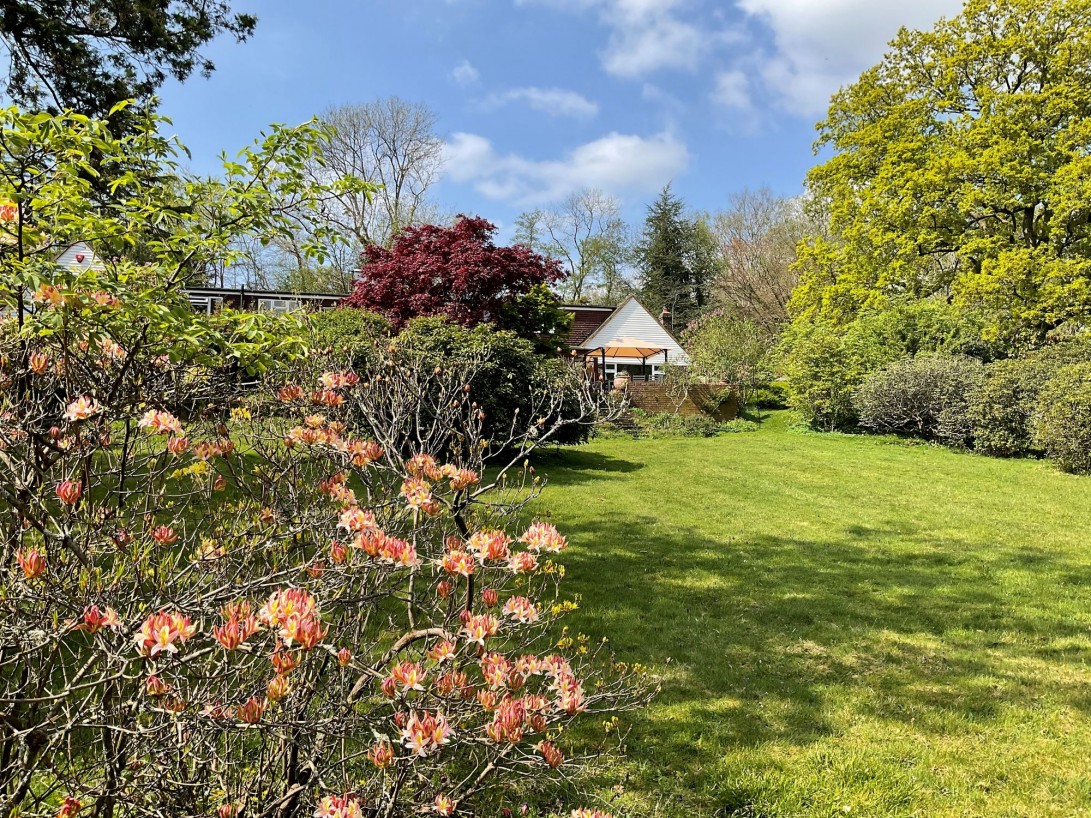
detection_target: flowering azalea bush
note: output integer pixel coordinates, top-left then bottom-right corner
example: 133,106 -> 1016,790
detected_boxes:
0,107 -> 646,818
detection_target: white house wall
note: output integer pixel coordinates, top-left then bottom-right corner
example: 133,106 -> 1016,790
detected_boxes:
581,297 -> 691,366
55,242 -> 105,272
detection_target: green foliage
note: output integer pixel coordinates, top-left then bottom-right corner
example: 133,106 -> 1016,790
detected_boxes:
750,381 -> 789,410
778,318 -> 898,431
0,2 -> 256,122
1033,362 -> 1091,473
966,337 -> 1091,457
497,282 -> 573,355
0,105 -> 357,376
797,0 -> 1091,347
780,301 -> 994,430
394,317 -> 591,446
682,312 -> 771,406
853,354 -> 985,443
635,185 -> 713,330
306,307 -> 391,369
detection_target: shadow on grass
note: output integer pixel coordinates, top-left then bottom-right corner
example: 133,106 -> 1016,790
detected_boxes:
531,447 -> 646,486
547,506 -> 1091,813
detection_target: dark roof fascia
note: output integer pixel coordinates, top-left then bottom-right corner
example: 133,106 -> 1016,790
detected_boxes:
184,287 -> 347,301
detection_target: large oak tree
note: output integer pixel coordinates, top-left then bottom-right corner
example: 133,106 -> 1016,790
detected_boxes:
794,0 -> 1091,347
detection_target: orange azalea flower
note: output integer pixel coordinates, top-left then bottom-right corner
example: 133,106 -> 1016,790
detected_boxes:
486,696 -> 527,744
538,740 -> 564,768
376,535 -> 420,568
277,384 -> 305,402
236,696 -> 265,724
338,506 -> 377,534
150,525 -> 178,546
554,673 -> 586,716
266,674 -> 291,702
368,739 -> 395,768
435,580 -> 453,599
34,283 -> 64,307
28,351 -> 49,374
282,611 -> 327,650
136,611 -> 196,656
138,409 -> 183,435
91,291 -> 121,307
15,548 -> 46,580
508,551 -> 538,575
271,647 -> 299,675
330,540 -> 348,565
427,639 -> 457,663
520,521 -> 568,553
502,596 -> 538,624
166,436 -> 190,456
406,453 -> 442,480
313,795 -> 362,818
217,805 -> 238,818
337,647 -> 352,666
79,604 -> 120,634
260,588 -> 326,651
56,796 -> 82,818
346,438 -> 382,467
63,395 -> 101,422
55,479 -> 81,505
481,587 -> 499,607
468,530 -> 511,563
448,468 -> 479,491
309,389 -> 344,407
481,653 -> 513,689
400,711 -> 452,756
460,614 -> 499,647
400,477 -> 434,511
433,794 -> 456,815
390,660 -> 426,692
440,549 -> 475,577
145,674 -> 169,697
213,602 -> 260,651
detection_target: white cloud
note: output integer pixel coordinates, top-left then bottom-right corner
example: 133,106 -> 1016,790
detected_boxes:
736,0 -> 964,116
516,0 -> 727,78
484,87 -> 599,118
451,59 -> 480,86
711,70 -> 752,111
443,131 -> 689,205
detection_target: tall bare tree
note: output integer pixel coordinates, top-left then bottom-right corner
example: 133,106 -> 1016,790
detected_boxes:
242,98 -> 445,293
514,189 -> 631,304
318,98 -> 445,249
706,188 -> 825,330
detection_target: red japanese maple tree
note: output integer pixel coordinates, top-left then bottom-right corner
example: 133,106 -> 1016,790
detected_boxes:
343,216 -> 565,330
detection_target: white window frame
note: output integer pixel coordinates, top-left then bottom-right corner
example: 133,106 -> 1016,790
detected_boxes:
258,297 -> 302,314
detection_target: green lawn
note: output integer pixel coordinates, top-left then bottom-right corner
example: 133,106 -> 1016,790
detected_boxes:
531,414 -> 1091,818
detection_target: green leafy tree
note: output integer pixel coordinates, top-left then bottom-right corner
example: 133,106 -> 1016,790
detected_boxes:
0,1 -> 256,119
635,186 -> 712,331
682,311 -> 772,407
795,0 -> 1091,347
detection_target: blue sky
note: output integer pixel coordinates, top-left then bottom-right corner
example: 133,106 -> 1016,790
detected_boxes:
158,0 -> 964,236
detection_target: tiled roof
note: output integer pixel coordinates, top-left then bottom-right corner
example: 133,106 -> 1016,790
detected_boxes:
563,306 -> 614,347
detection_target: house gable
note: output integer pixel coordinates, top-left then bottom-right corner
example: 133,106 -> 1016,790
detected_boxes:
55,241 -> 105,271
579,296 -> 690,365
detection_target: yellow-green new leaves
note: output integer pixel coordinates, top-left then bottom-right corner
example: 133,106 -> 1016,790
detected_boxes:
798,0 -> 1091,348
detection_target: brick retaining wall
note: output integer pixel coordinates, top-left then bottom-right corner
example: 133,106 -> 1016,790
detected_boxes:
624,382 -> 737,420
